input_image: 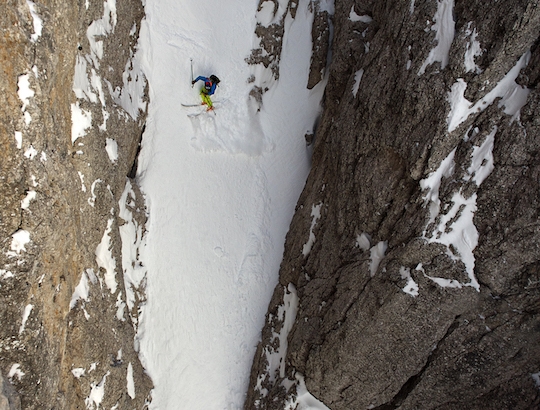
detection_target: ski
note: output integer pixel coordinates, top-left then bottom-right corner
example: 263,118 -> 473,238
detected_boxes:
181,100 -> 223,108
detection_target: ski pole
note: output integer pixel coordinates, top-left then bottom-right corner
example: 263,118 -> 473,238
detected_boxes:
190,58 -> 194,87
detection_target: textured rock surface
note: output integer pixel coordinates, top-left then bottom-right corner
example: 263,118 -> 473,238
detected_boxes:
0,0 -> 151,408
246,0 -> 540,408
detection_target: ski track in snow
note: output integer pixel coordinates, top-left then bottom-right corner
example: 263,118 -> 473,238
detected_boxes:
137,0 -> 326,408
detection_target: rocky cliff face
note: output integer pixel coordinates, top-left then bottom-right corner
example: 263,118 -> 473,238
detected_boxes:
247,0 -> 540,408
0,0 -> 151,408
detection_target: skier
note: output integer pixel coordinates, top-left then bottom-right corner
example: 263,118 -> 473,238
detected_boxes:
192,74 -> 220,110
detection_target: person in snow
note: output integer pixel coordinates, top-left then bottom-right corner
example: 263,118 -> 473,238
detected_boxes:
192,74 -> 220,110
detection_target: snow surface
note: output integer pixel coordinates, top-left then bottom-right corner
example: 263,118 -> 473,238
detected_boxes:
19,304 -> 33,334
21,190 -> 36,209
447,50 -> 531,132
8,230 -> 31,256
8,364 -> 24,381
464,23 -> 482,74
136,0 -> 329,407
420,127 -> 501,292
303,203 -> 323,256
95,217 -> 117,293
14,131 -> 22,149
369,241 -> 387,276
400,267 -> 419,297
352,69 -> 364,97
126,362 -> 136,399
356,232 -> 371,251
418,0 -> 455,75
85,371 -> 110,410
349,6 -> 372,23
17,74 -> 34,112
25,0 -> 43,42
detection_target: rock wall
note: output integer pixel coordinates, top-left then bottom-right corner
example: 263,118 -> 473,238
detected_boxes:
246,0 -> 540,408
0,0 -> 151,408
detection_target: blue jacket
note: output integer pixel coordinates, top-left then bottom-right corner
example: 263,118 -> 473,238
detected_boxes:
194,76 -> 217,95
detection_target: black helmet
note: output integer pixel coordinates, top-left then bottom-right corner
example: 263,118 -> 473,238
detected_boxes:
210,75 -> 220,84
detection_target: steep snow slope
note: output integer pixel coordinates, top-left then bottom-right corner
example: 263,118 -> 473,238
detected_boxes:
136,0 -> 326,408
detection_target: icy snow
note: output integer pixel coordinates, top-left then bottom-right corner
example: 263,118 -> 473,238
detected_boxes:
88,179 -> 102,207
118,179 -> 147,329
271,284 -> 299,380
8,230 -> 31,255
420,129 -> 500,291
136,0 -> 329,407
71,102 -> 92,144
17,74 -> 34,112
85,371 -> 110,410
14,131 -> 22,149
73,56 -> 97,103
352,69 -> 364,97
356,232 -> 371,251
466,127 -> 496,185
284,373 -> 331,410
447,50 -> 531,132
464,23 -> 482,74
0,270 -> 14,280
418,0 -> 455,75
19,304 -> 33,334
369,241 -> 388,276
72,368 -> 86,378
532,372 -> 540,388
349,6 -> 372,23
105,138 -> 118,162
78,172 -> 87,192
21,190 -> 36,209
70,270 -> 91,310
8,364 -> 25,381
25,0 -> 43,42
95,218 -> 117,294
420,148 -> 456,225
127,362 -> 136,399
86,0 -> 117,68
400,266 -> 419,297
24,145 -> 38,160
303,203 -> 323,256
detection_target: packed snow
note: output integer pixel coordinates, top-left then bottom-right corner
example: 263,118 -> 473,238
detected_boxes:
136,0 -> 329,407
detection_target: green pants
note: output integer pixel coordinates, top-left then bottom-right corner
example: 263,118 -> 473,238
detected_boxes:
200,92 -> 213,108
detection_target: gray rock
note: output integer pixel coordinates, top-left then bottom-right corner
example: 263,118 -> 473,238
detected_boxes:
0,0 -> 152,408
246,0 -> 540,408
0,371 -> 20,410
